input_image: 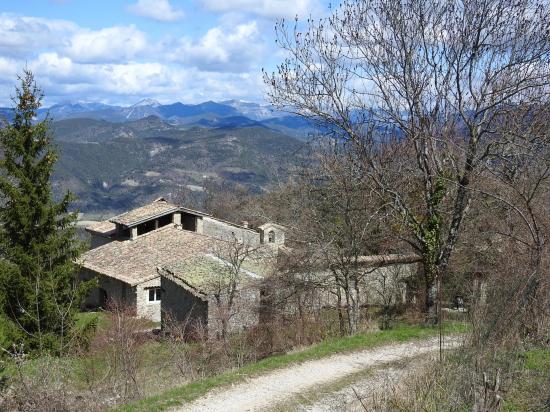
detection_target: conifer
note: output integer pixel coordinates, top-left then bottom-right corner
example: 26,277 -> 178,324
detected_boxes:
0,70 -> 92,354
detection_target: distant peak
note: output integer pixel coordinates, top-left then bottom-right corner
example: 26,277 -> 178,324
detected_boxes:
132,98 -> 160,107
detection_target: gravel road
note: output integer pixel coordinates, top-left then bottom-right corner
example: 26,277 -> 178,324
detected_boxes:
175,336 -> 460,412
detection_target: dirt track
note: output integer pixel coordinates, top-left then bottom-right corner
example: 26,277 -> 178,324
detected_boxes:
175,336 -> 460,412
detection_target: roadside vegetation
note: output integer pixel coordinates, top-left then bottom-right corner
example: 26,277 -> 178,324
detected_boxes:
0,0 -> 549,411
1,305 -> 466,412
115,322 -> 467,412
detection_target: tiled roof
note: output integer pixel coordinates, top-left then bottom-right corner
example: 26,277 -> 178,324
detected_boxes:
162,249 -> 275,294
109,199 -> 180,227
258,222 -> 287,230
80,226 -> 217,286
356,254 -> 422,266
162,256 -> 228,294
85,220 -> 117,236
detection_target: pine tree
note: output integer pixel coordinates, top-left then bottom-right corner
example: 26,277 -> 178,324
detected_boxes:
0,70 -> 91,354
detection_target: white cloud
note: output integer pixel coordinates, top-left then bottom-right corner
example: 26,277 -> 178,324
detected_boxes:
127,0 -> 185,22
0,13 -> 270,106
0,57 -> 19,84
0,15 -> 148,65
33,53 -> 78,81
15,53 -> 264,106
0,13 -> 77,57
171,21 -> 265,72
65,25 -> 147,63
200,0 -> 320,19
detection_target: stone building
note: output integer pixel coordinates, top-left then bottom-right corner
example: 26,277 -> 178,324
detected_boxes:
158,251 -> 273,337
80,198 -> 424,334
258,223 -> 286,246
80,198 -> 273,325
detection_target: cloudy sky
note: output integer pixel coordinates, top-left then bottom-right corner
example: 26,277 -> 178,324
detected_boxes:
0,0 -> 326,107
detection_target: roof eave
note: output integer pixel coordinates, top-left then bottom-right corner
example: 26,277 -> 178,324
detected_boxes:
110,207 -> 180,228
85,228 -> 116,237
157,267 -> 208,300
81,261 -> 160,287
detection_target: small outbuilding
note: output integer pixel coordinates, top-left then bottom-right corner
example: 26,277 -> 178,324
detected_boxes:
158,252 -> 272,337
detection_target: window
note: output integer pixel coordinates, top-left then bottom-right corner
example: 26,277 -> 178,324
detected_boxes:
181,213 -> 197,231
268,230 -> 275,243
137,219 -> 156,236
148,288 -> 161,302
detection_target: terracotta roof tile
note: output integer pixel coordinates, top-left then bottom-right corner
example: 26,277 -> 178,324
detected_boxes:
85,220 -> 117,236
109,200 -> 179,227
80,226 -> 218,286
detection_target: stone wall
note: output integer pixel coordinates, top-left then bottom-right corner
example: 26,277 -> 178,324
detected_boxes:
79,268 -> 136,311
206,283 -> 261,338
363,263 -> 418,306
160,273 -> 261,337
202,217 -> 260,246
160,275 -> 208,331
259,224 -> 286,246
136,277 -> 162,322
262,262 -> 419,320
315,263 -> 417,307
80,269 -> 162,322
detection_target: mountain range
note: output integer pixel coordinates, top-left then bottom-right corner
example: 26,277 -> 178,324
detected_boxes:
1,99 -> 315,139
53,119 -> 308,216
0,99 -> 316,216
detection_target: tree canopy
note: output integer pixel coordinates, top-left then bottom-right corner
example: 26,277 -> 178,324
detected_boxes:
0,70 -> 92,354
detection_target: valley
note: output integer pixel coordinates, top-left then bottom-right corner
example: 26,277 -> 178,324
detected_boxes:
1,99 -> 313,215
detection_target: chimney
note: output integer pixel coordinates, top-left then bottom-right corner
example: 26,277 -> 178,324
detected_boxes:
242,221 -> 249,228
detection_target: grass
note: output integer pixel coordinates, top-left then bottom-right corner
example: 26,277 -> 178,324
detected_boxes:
114,321 -> 467,412
523,348 -> 550,374
502,348 -> 550,412
75,311 -> 109,329
1,311 -> 166,387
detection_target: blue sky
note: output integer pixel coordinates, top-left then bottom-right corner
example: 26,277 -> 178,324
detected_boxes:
0,0 -> 327,106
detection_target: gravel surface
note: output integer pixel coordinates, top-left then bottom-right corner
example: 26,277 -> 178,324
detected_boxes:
175,336 -> 461,412
298,358 -> 421,411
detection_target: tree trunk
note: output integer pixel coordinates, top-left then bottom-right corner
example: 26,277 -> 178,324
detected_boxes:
336,287 -> 345,336
297,293 -> 305,343
346,277 -> 360,335
343,285 -> 355,335
424,273 -> 438,325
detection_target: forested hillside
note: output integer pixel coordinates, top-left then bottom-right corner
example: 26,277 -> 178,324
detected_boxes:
50,116 -> 306,214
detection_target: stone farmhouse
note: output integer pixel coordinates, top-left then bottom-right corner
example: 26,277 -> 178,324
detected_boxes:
80,198 -> 283,332
79,197 -> 426,335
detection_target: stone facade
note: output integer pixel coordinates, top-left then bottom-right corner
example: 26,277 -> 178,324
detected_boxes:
363,263 -> 418,306
206,284 -> 261,337
258,223 -> 286,246
160,275 -> 208,330
80,198 -> 281,331
81,270 -> 161,323
160,271 -> 261,338
80,267 -> 136,310
136,277 -> 162,322
261,260 -> 420,323
202,216 -> 260,245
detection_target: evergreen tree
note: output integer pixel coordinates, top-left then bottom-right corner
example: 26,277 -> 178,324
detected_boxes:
0,70 -> 91,354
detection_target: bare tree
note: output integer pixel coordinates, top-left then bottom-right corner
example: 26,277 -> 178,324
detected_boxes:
473,103 -> 550,342
209,235 -> 260,341
265,0 -> 550,321
301,144 -> 389,334
262,140 -> 399,335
